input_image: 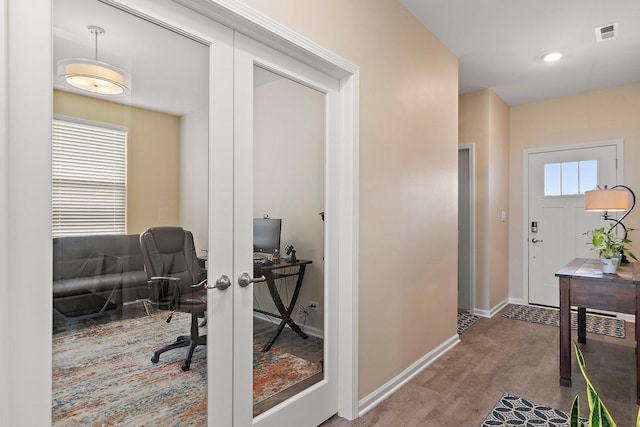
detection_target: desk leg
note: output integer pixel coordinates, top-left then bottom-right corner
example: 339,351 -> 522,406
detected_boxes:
261,266 -> 309,352
636,285 -> 640,405
577,307 -> 586,344
559,276 -> 572,387
284,264 -> 309,337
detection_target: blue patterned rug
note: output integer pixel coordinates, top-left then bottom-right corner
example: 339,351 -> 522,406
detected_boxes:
502,304 -> 625,338
481,393 -> 585,426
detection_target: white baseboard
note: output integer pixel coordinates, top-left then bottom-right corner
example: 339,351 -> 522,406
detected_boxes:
252,311 -> 324,338
508,297 -> 525,306
618,313 -> 635,323
357,335 -> 460,417
474,298 -> 510,318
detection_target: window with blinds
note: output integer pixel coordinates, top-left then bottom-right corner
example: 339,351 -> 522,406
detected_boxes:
52,118 -> 127,237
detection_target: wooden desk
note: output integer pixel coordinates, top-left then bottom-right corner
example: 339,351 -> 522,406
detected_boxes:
555,258 -> 640,404
253,259 -> 312,352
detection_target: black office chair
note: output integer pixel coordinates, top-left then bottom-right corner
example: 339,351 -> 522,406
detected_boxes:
140,226 -> 207,371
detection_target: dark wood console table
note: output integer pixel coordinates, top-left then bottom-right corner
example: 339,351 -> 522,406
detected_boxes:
555,258 -> 640,404
254,259 -> 312,352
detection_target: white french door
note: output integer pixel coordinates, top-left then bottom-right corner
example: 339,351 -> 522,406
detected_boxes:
6,0 -> 356,424
228,33 -> 340,427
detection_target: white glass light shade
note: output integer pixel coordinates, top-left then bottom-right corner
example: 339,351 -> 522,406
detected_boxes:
584,189 -> 629,212
57,58 -> 130,95
543,52 -> 563,62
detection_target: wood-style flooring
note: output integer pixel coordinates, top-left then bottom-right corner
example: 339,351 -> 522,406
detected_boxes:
322,305 -> 638,426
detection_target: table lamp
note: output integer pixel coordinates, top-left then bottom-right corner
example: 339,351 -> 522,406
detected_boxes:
584,184 -> 636,262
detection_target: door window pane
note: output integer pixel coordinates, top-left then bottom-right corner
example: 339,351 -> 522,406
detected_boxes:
544,163 -> 561,196
252,66 -> 325,417
579,160 -> 598,193
561,162 -> 579,195
52,1 -> 209,424
544,160 -> 598,196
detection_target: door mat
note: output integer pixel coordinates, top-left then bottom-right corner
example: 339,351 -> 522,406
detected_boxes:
502,304 -> 625,338
52,310 -> 319,426
458,311 -> 482,334
481,393 -> 585,426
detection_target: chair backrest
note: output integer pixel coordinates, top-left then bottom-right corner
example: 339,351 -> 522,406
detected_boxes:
139,227 -> 204,289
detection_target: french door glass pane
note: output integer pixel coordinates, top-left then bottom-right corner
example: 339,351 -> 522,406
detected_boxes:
52,0 -> 209,424
252,66 -> 326,416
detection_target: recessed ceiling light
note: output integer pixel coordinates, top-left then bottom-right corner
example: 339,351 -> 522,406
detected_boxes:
543,52 -> 563,63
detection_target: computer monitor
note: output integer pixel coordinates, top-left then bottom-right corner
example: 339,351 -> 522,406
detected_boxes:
253,218 -> 282,255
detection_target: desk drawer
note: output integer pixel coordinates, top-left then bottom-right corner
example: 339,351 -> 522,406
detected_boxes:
571,278 -> 636,314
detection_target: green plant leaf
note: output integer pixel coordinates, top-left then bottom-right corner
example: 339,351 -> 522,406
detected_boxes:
590,397 -> 602,426
574,342 -> 617,426
570,394 -> 580,427
636,406 -> 640,427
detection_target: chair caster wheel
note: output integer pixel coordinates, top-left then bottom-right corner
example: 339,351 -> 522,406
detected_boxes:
181,363 -> 190,371
151,355 -> 159,363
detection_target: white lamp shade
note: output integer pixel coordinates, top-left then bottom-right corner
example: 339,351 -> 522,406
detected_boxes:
584,189 -> 630,212
58,58 -> 130,95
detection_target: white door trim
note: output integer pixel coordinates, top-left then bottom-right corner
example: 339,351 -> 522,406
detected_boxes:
521,140 -> 624,305
458,144 -> 475,315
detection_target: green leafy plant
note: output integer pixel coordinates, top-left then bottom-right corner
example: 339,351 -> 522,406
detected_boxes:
584,225 -> 637,261
570,342 -> 640,427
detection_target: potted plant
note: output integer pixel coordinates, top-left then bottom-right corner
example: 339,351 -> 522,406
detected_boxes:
584,225 -> 637,273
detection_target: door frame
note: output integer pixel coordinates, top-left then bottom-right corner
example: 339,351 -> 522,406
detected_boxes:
458,144 -> 475,315
521,140 -> 624,305
1,0 -> 360,424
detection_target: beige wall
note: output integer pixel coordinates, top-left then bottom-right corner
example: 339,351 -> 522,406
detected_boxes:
459,89 -> 510,312
488,92 -> 510,309
508,83 -> 640,300
53,90 -> 181,234
240,0 -> 459,398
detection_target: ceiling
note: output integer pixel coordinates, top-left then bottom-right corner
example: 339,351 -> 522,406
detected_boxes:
400,0 -> 640,106
55,0 -> 640,112
54,0 -> 209,116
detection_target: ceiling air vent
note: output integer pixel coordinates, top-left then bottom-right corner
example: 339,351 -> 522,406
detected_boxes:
595,23 -> 618,42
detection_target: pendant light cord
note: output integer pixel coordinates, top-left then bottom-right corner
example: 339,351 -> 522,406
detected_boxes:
88,25 -> 105,61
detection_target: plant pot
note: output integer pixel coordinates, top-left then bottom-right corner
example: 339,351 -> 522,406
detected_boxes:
600,257 -> 620,274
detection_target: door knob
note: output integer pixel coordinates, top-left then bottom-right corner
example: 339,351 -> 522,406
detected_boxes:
531,238 -> 543,244
238,272 -> 266,288
206,275 -> 231,291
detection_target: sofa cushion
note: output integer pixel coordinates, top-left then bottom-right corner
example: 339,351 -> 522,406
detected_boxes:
53,234 -> 148,301
53,270 -> 150,295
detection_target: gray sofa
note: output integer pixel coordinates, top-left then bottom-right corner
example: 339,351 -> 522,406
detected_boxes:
53,234 -> 149,318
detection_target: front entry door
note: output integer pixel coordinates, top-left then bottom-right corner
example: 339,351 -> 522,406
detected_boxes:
527,143 -> 620,307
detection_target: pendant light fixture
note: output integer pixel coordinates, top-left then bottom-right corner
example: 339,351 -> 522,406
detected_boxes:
57,25 -> 131,95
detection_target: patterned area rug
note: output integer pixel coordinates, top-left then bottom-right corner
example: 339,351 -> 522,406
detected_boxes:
458,311 -> 482,334
52,311 -> 320,426
481,393 -> 584,426
502,304 -> 625,338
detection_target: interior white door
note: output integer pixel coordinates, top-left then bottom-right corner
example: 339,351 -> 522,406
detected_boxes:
234,33 -> 340,427
528,144 -> 620,307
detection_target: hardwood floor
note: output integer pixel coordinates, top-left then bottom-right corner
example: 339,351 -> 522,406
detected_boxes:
323,306 -> 638,426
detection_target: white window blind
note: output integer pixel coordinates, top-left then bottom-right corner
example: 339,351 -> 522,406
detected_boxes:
52,118 -> 127,237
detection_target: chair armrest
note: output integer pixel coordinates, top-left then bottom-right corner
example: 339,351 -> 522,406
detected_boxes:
192,278 -> 207,288
149,276 -> 181,284
147,277 -> 181,310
